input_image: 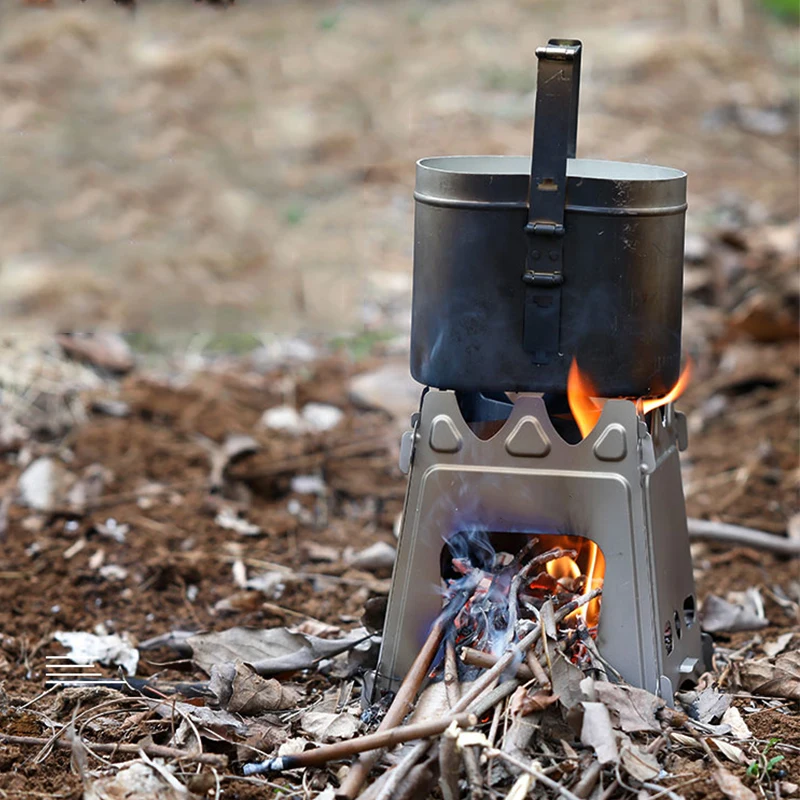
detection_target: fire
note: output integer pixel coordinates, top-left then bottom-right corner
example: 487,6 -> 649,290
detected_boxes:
567,358 -> 692,439
567,359 -> 601,439
640,359 -> 693,415
540,535 -> 604,628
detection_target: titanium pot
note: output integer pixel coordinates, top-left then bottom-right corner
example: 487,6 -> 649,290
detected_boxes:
409,40 -> 687,397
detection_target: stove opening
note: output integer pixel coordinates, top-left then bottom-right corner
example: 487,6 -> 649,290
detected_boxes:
440,530 -> 605,649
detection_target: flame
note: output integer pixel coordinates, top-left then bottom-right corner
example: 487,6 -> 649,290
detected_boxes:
567,358 -> 692,439
540,535 -> 604,628
640,360 -> 693,415
567,359 -> 602,438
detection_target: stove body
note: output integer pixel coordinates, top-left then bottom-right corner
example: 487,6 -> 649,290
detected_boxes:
376,391 -> 706,703
374,39 -> 709,703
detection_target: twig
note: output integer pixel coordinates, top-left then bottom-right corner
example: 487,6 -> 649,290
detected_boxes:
241,712 -> 476,774
485,748 -> 582,800
452,587 -> 602,714
687,518 -> 800,555
572,762 -> 602,798
337,605 -> 450,799
374,740 -> 431,800
0,731 -> 227,767
461,647 -> 534,682
438,723 -> 460,800
445,637 -> 483,799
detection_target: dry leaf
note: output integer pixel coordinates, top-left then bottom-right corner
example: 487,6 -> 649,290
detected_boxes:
736,651 -> 800,700
580,702 -> 618,764
701,593 -> 767,633
551,650 -> 585,711
620,743 -> 661,782
721,706 -> 751,740
714,767 -> 757,800
510,688 -> 560,716
209,661 -> 299,714
84,761 -> 183,800
344,541 -> 396,572
763,632 -> 794,658
57,332 -> 134,374
300,710 -> 359,742
594,683 -> 664,733
711,737 -> 747,765
186,626 -> 369,676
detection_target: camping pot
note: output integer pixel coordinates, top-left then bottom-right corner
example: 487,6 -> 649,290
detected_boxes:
410,40 -> 687,397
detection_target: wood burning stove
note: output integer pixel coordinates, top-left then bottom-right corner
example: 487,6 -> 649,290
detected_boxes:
373,39 -> 710,705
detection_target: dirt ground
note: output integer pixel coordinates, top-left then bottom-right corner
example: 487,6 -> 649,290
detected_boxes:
0,0 -> 798,799
0,0 -> 797,336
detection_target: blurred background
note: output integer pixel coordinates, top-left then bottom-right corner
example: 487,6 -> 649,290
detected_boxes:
0,0 -> 797,344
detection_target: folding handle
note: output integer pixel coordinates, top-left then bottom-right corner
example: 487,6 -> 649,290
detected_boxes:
522,39 -> 582,364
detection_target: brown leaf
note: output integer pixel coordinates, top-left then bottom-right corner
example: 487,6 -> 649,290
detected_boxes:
620,743 -> 661,782
580,702 -> 618,765
736,650 -> 800,700
510,688 -> 560,716
300,710 -> 360,742
714,767 -> 757,800
594,683 -> 664,733
56,332 -> 134,374
186,626 -> 368,676
701,593 -> 767,633
209,661 -> 299,714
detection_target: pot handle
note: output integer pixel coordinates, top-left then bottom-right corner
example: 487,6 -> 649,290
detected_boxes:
522,39 -> 582,364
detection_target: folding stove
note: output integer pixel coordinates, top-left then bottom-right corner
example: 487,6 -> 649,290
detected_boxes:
373,39 -> 710,705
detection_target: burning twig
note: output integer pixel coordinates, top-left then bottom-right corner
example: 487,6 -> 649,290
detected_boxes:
452,587 -> 602,714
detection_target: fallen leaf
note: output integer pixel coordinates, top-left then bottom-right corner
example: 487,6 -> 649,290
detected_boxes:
148,698 -> 249,738
701,593 -> 768,633
552,650 -> 585,711
54,631 -> 138,675
209,661 -> 299,714
593,683 -> 664,733
620,743 -> 661,782
690,688 -> 732,725
510,688 -> 560,716
300,710 -> 359,742
763,632 -> 795,658
736,651 -> 800,700
302,542 -> 340,563
57,332 -> 134,374
580,702 -> 618,764
18,457 -> 72,512
291,619 -> 341,638
215,508 -> 261,536
186,626 -> 369,676
711,737 -> 747,764
721,706 -> 751,740
345,541 -> 396,572
714,766 -> 757,800
84,761 -> 183,800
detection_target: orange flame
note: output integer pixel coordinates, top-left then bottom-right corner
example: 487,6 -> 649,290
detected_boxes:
567,359 -> 601,438
541,535 -> 604,628
640,360 -> 693,415
567,358 -> 692,439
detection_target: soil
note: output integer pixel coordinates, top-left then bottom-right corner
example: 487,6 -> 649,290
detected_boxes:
0,1 -> 797,798
0,345 -> 797,799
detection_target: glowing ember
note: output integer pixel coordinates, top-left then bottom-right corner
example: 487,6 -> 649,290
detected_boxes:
567,357 -> 692,439
542,535 -> 604,628
442,531 -> 605,671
